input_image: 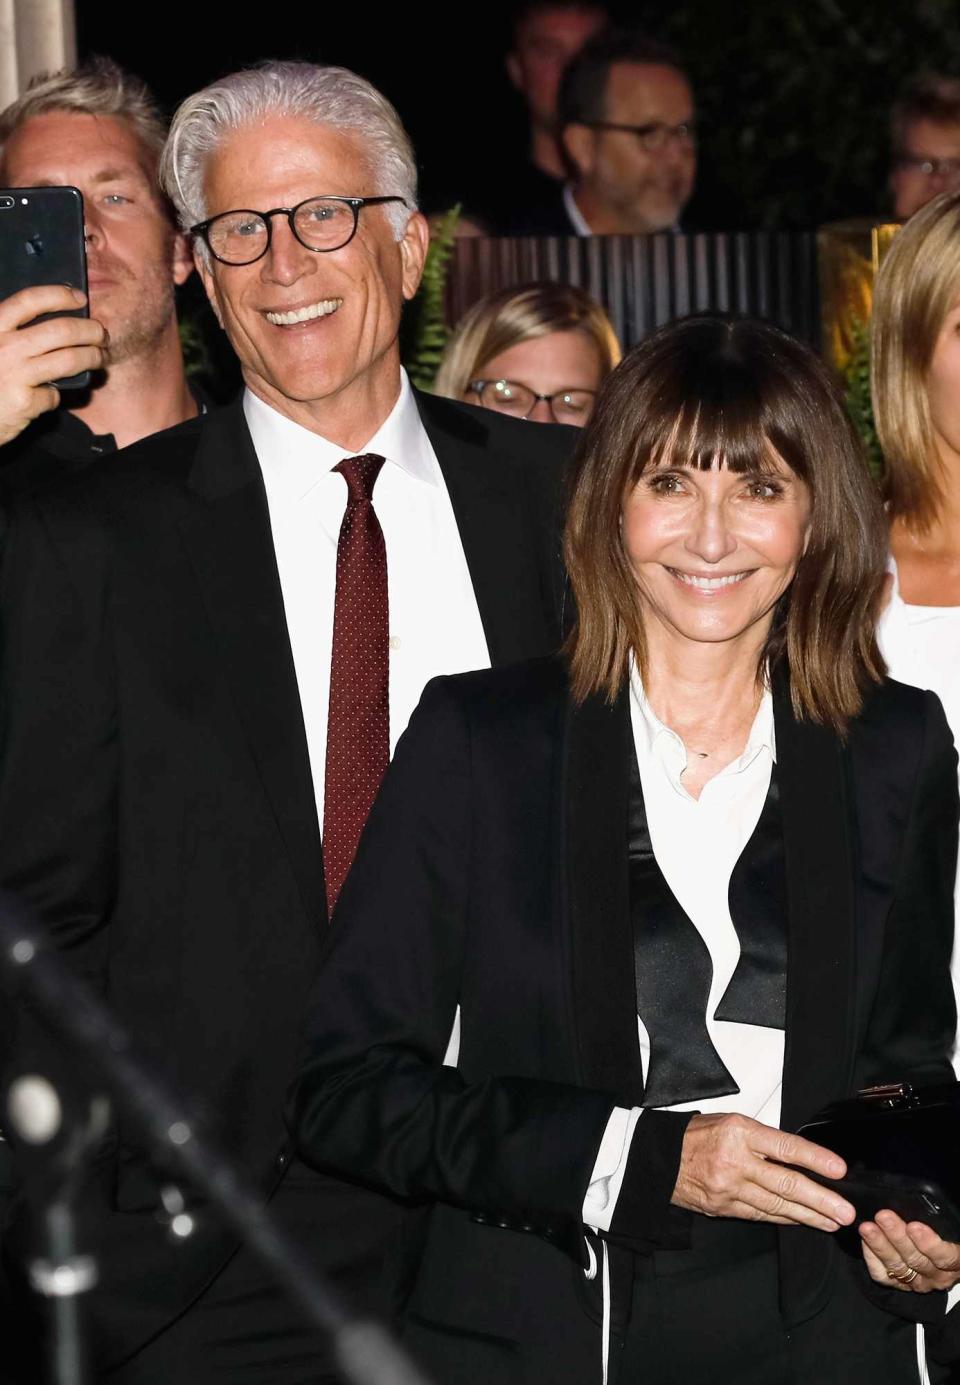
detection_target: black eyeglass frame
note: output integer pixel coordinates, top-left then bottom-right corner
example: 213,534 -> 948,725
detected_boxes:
577,119 -> 696,151
468,378 -> 598,422
190,194 -> 410,265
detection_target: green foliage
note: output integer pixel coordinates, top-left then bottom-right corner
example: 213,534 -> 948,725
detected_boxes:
403,205 -> 461,391
178,307 -> 213,383
174,276 -> 242,404
842,316 -> 884,482
632,0 -> 960,229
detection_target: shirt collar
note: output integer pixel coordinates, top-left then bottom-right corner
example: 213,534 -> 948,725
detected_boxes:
561,182 -> 683,238
629,660 -> 777,779
562,182 -> 592,237
14,381 -> 209,465
243,368 -> 439,501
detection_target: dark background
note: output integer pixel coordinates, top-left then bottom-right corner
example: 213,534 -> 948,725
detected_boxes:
77,0 -> 960,230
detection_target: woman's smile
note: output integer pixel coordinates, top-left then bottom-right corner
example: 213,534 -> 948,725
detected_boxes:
622,461 -> 810,649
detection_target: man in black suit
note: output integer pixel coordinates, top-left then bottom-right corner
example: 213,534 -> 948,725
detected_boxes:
0,60 -> 573,1383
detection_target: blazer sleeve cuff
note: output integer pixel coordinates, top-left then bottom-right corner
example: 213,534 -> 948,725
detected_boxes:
607,1108 -> 696,1250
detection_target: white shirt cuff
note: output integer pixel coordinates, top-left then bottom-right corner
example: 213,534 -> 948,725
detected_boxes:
582,1106 -> 644,1232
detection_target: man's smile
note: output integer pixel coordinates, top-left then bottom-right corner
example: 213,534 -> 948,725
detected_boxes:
264,297 -> 343,326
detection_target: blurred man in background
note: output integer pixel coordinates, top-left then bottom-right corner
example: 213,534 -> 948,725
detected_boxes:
502,29 -> 696,236
508,1 -> 608,183
557,30 -> 696,235
889,72 -> 960,221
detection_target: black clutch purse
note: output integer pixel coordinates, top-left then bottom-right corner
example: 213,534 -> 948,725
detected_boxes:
797,1081 -> 960,1248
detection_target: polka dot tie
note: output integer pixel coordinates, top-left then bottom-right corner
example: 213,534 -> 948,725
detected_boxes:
323,453 -> 389,915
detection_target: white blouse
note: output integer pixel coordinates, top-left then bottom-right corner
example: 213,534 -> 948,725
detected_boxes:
585,673 -> 784,1232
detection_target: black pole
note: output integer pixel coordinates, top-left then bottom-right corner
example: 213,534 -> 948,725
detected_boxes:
0,897 -> 431,1385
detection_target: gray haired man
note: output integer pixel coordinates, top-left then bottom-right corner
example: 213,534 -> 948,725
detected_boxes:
0,61 -> 573,1382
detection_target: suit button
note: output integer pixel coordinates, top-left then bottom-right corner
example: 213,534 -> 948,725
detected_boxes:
470,1210 -> 489,1225
496,1216 -> 512,1229
275,1150 -> 288,1172
520,1223 -> 535,1233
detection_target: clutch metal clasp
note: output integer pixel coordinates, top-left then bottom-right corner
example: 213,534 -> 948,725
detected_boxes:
858,1082 -> 914,1108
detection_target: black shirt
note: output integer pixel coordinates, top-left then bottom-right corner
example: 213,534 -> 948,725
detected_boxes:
0,384 -> 211,505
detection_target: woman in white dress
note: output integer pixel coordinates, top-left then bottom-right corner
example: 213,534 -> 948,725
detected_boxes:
873,187 -> 960,1062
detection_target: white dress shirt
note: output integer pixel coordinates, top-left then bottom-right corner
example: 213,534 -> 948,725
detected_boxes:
584,667 -> 782,1230
244,372 -> 491,835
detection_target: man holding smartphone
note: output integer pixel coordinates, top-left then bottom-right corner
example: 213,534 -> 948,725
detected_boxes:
0,58 -> 199,500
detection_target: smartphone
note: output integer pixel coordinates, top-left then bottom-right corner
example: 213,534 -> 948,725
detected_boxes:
0,185 -> 90,390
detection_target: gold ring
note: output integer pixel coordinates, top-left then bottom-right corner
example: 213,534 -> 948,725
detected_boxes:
888,1265 -> 919,1284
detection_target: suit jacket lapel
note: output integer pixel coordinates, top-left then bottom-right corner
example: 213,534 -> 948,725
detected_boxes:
775,672 -> 858,1131
178,399 -> 327,933
563,682 -> 646,1105
416,392 -> 558,666
774,671 -> 859,1326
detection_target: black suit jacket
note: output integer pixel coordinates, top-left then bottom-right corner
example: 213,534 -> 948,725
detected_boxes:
292,657 -> 959,1376
0,391 -> 574,1367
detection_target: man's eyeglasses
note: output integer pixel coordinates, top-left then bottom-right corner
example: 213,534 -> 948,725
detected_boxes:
578,120 -> 696,153
468,378 -> 597,425
894,154 -> 960,180
190,194 -> 410,266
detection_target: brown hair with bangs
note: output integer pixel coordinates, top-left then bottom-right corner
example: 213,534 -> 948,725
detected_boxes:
564,315 -> 887,729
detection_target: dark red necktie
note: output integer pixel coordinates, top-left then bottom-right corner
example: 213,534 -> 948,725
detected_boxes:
323,453 -> 389,915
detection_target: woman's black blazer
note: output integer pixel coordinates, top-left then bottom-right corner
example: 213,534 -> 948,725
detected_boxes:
292,656 -> 958,1359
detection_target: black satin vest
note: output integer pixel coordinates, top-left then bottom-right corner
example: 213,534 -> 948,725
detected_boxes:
628,751 -> 788,1108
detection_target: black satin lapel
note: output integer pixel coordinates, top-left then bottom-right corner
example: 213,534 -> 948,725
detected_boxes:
775,675 -> 857,1132
180,413 -> 327,933
417,394 -> 556,666
628,752 -> 738,1106
564,683 -> 645,1105
715,768 -> 788,1029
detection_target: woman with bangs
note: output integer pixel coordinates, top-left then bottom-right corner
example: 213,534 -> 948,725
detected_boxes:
293,316 -> 960,1383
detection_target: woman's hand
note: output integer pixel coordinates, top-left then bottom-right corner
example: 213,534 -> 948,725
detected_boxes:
671,1112 -> 856,1231
861,1210 -> 960,1293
